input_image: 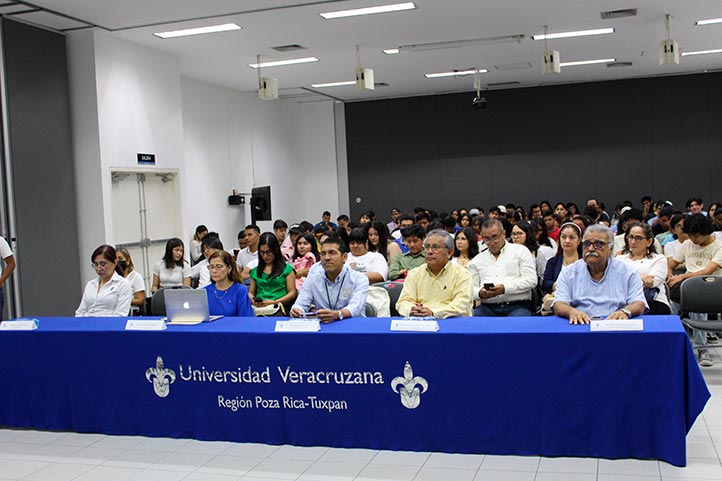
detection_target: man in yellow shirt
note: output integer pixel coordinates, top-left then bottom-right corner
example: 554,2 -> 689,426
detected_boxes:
396,229 -> 473,318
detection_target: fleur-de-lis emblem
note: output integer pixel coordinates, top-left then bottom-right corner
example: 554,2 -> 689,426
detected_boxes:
390,361 -> 428,409
145,356 -> 176,398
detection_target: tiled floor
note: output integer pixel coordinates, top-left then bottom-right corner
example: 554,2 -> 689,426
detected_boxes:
1,350 -> 721,481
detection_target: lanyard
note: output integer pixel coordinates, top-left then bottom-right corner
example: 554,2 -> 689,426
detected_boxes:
324,271 -> 346,311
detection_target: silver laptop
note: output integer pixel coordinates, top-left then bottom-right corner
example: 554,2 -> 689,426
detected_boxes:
164,289 -> 223,323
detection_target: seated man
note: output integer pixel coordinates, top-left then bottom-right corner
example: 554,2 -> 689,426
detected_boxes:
388,224 -> 426,280
553,224 -> 647,324
468,219 -> 538,317
290,236 -> 369,323
396,229 -> 472,318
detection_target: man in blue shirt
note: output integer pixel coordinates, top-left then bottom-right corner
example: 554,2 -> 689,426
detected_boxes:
290,236 -> 369,323
552,224 -> 647,324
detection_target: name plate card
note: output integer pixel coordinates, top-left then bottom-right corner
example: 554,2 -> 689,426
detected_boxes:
125,320 -> 167,331
0,319 -> 39,331
275,320 -> 321,332
590,319 -> 644,332
391,319 -> 440,332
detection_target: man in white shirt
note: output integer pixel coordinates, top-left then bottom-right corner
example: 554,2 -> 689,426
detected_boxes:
468,219 -> 538,316
236,225 -> 260,280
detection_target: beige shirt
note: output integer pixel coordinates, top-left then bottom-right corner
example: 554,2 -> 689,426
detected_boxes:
396,262 -> 473,319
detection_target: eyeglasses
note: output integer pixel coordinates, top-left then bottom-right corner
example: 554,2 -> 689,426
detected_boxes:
422,244 -> 446,252
259,250 -> 274,257
581,240 -> 609,250
627,235 -> 647,242
208,264 -> 227,271
510,231 -> 524,238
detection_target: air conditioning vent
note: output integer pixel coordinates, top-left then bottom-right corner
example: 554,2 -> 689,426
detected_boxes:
271,44 -> 306,52
607,61 -> 633,68
487,81 -> 520,87
495,62 -> 532,71
601,8 -> 637,20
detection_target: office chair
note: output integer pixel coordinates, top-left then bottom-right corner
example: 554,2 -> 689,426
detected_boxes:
150,286 -> 192,316
364,302 -> 377,317
679,276 -> 722,335
374,281 -> 404,317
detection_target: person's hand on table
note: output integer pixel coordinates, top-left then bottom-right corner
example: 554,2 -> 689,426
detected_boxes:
568,308 -> 591,325
290,308 -> 303,318
316,309 -> 340,324
409,303 -> 433,317
606,310 -> 630,320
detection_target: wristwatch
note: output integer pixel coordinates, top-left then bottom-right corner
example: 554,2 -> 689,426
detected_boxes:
620,308 -> 632,318
338,310 -> 344,320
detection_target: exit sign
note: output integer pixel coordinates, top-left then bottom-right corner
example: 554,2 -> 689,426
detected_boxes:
137,153 -> 156,165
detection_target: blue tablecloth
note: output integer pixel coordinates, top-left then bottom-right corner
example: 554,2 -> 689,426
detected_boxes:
0,315 -> 709,466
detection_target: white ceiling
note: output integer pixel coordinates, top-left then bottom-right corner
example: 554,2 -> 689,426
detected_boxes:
10,0 -> 722,101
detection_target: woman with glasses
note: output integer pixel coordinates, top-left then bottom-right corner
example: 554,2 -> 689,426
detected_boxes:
617,222 -> 670,314
151,238 -> 191,292
542,222 -> 583,294
249,232 -> 297,315
512,221 -> 555,280
205,250 -> 253,317
75,245 -> 133,317
116,247 -> 146,312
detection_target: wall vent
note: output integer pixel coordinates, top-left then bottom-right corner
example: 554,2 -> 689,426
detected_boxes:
607,61 -> 633,68
487,81 -> 520,87
601,8 -> 637,20
271,44 -> 306,52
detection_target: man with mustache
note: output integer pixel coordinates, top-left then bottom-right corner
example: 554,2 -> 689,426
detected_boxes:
552,224 -> 647,325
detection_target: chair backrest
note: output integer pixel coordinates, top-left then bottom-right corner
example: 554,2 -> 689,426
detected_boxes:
151,286 -> 192,316
364,302 -> 377,317
374,280 -> 404,316
680,276 -> 722,315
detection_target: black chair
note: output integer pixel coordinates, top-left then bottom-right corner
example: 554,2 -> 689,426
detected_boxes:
150,286 -> 192,316
679,276 -> 722,335
364,302 -> 377,317
374,281 -> 404,317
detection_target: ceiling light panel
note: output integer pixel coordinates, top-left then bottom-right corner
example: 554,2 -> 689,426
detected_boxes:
311,80 -> 357,88
425,69 -> 488,79
681,49 -> 722,56
696,18 -> 722,26
559,58 -> 615,67
154,23 -> 241,39
532,28 -> 614,40
320,2 -> 416,19
248,57 -> 319,68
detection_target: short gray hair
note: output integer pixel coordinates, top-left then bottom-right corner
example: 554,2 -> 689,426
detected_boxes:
584,223 -> 614,244
425,229 -> 453,251
481,218 -> 504,231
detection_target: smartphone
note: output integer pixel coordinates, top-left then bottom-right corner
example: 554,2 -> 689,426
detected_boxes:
483,283 -> 494,290
301,311 -> 318,317
253,297 -> 263,303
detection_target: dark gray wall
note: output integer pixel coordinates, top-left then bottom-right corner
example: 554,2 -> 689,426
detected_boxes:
345,73 -> 722,220
2,18 -> 81,315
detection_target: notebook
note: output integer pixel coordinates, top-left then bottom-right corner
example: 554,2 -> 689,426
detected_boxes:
164,289 -> 223,324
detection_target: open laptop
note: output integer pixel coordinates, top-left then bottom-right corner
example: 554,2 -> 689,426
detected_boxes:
164,289 -> 223,324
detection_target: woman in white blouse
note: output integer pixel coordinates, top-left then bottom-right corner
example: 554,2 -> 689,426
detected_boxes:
617,222 -> 670,315
151,238 -> 191,292
75,245 -> 133,317
346,227 -> 388,283
116,247 -> 146,312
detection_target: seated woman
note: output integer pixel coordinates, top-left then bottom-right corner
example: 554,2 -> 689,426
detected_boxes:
459,213 -> 472,228
542,222 -> 582,294
346,227 -> 388,283
189,224 -> 208,265
452,227 -> 479,268
249,232 -> 297,315
290,231 -> 320,289
151,238 -> 191,292
75,245 -> 132,317
116,247 -> 146,313
368,221 -> 402,266
516,221 -> 555,279
554,203 -> 570,223
617,222 -> 670,315
205,250 -> 254,317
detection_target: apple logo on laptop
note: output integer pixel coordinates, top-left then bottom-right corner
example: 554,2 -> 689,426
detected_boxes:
183,301 -> 190,310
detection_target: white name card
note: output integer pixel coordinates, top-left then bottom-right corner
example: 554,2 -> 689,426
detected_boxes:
0,319 -> 39,331
590,319 -> 644,332
275,320 -> 321,332
125,320 -> 167,331
391,319 -> 440,332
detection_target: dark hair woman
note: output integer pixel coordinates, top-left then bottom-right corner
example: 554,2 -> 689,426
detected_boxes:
205,250 -> 254,317
542,222 -> 582,293
116,247 -> 146,310
367,220 -> 402,265
291,231 -> 320,290
452,227 -> 479,269
151,238 -> 190,292
249,232 -> 297,315
75,245 -> 132,317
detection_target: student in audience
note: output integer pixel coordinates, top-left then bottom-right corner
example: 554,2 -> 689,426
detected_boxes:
0,235 -> 15,319
190,234 -> 223,289
368,221 -> 402,265
617,222 -> 670,315
709,202 -> 720,220
205,250 -> 253,317
415,212 -> 431,231
189,225 -> 207,265
236,225 -> 260,280
459,213 -> 472,228
450,209 -> 460,226
539,200 -> 552,213
668,214 -> 722,366
472,215 -> 484,241
554,203 -> 570,222
387,208 -> 401,233
529,204 -> 542,220
291,231 -> 319,289
249,232 -> 297,315
452,227 -> 479,269
542,222 -> 583,294
116,247 -> 146,312
542,210 -> 560,241
359,211 -> 372,224
686,197 -> 705,215
566,202 -> 580,217
273,219 -> 288,245
290,236 -> 369,322
652,206 -> 676,242
389,224 -> 426,280
151,238 -> 191,292
337,214 -> 351,234
663,214 -> 688,258
571,214 -> 592,233
76,245 -> 132,317
313,211 -> 337,234
713,208 -> 722,241
345,227 -> 388,283
512,221 -> 554,280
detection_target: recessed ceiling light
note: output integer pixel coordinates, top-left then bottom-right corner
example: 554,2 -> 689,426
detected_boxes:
320,2 -> 416,19
311,80 -> 357,88
559,58 -> 615,67
532,28 -> 614,40
695,18 -> 722,26
681,48 -> 722,56
383,48 -> 400,55
154,23 -> 240,39
248,57 -> 319,68
424,69 -> 488,79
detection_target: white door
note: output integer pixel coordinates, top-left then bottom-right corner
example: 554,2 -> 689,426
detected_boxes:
111,171 -> 181,291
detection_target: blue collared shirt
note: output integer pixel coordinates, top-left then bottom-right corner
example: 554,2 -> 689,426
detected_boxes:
291,263 -> 369,317
552,257 -> 648,317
